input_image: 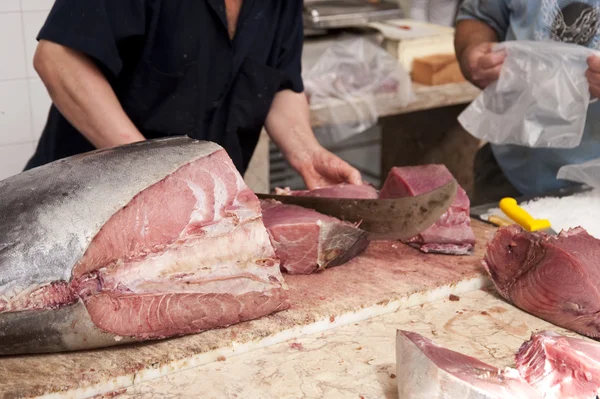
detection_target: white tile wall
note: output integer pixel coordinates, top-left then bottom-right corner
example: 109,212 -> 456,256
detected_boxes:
0,142 -> 35,177
0,13 -> 27,80
21,0 -> 55,11
28,78 -> 51,140
0,79 -> 33,144
0,1 -> 20,13
22,10 -> 49,77
0,1 -> 53,180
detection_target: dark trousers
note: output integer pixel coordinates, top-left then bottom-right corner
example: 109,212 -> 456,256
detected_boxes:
471,144 -> 521,206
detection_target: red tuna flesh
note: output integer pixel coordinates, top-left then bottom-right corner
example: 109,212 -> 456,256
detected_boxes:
396,330 -> 542,398
484,225 -> 600,339
74,151 -> 288,339
274,183 -> 379,199
516,331 -> 600,399
380,165 -> 475,255
260,200 -> 368,275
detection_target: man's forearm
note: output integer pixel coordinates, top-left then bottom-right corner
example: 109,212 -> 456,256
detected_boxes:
264,89 -> 362,188
264,90 -> 321,170
34,40 -> 145,149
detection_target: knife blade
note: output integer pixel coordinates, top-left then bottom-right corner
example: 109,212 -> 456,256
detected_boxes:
499,197 -> 557,235
256,180 -> 457,241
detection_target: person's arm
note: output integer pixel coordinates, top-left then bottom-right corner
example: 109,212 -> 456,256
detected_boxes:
265,90 -> 362,189
454,1 -> 509,89
454,20 -> 505,89
586,54 -> 600,99
265,1 -> 361,189
31,0 -> 146,147
34,40 -> 145,148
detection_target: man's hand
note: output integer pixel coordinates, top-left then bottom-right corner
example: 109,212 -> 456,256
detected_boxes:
265,90 -> 363,190
460,42 -> 506,89
291,146 -> 363,189
586,55 -> 600,99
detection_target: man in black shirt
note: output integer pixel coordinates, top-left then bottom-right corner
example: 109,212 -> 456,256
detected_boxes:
25,0 -> 362,189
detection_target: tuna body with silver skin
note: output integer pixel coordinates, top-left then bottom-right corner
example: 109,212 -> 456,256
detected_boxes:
0,137 -> 288,355
395,330 -> 542,399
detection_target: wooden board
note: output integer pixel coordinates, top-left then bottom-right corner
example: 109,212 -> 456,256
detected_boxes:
0,220 -> 496,399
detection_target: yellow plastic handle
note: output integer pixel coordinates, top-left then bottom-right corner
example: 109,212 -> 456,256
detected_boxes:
499,197 -> 552,232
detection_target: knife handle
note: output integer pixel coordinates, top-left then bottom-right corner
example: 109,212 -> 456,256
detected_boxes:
487,215 -> 513,227
499,197 -> 551,232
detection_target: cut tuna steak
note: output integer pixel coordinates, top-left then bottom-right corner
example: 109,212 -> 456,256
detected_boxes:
484,225 -> 600,339
0,137 -> 288,355
260,200 -> 368,275
274,183 -> 379,199
396,330 -> 542,398
380,165 -> 475,255
516,331 -> 600,399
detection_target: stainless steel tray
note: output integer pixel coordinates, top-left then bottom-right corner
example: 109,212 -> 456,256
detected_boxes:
304,0 -> 403,30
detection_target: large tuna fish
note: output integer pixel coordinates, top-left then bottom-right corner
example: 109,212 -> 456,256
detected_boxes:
0,137 -> 288,355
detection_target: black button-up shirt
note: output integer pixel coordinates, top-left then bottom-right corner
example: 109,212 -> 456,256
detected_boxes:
26,0 -> 304,174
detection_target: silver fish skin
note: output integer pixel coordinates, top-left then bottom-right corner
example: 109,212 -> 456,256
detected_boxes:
395,330 -> 543,399
0,137 -> 224,354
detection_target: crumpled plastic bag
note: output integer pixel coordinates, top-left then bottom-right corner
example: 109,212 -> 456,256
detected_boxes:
458,40 -> 600,148
304,38 -> 413,145
557,157 -> 600,188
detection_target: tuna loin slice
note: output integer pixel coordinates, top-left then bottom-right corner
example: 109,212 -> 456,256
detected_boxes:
483,225 -> 600,338
396,330 -> 541,399
380,165 -> 475,255
516,331 -> 600,399
260,200 -> 368,275
0,138 -> 288,354
274,183 -> 379,199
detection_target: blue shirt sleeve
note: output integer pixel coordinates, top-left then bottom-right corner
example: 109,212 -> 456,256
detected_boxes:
456,0 -> 511,40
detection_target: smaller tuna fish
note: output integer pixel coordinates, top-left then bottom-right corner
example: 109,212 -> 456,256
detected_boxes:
396,330 -> 542,399
484,225 -> 600,339
260,200 -> 368,275
516,331 -> 600,399
380,165 -> 475,255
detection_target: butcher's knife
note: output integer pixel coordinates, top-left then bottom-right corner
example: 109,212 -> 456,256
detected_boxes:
256,180 -> 457,241
499,197 -> 557,235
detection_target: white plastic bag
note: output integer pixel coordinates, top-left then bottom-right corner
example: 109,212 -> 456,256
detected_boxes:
304,38 -> 413,145
458,40 -> 600,148
557,157 -> 600,188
